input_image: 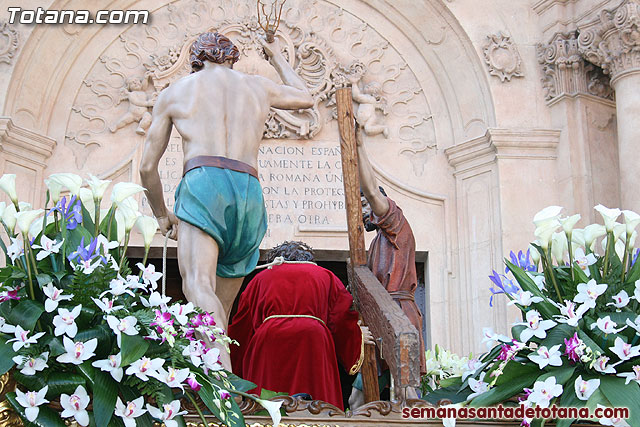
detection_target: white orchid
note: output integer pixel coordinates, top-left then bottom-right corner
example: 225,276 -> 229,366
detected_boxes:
202,348 -> 224,374
140,291 -> 171,309
609,337 -> 640,361
597,404 -> 631,426
92,354 -> 124,382
573,247 -> 596,277
595,204 -> 622,232
527,376 -> 563,408
100,276 -> 135,298
574,375 -> 599,401
7,326 -> 45,351
593,355 -> 616,374
115,396 -> 146,427
12,353 -> 49,376
135,215 -> 159,249
461,358 -> 482,382
151,366 -> 190,391
528,345 -> 562,369
15,386 -> 48,422
86,174 -> 111,200
32,235 -> 64,261
146,400 -> 188,427
590,316 -> 627,335
574,279 -> 607,309
111,182 -> 145,205
514,310 -> 556,343
634,280 -> 640,303
617,366 -> 640,386
106,315 -> 138,347
467,372 -> 489,400
526,272 -> 546,291
6,237 -> 23,264
508,290 -> 543,307
125,356 -> 164,381
607,291 -> 630,309
42,283 -> 73,312
480,327 -> 510,350
622,210 -> 640,235
182,340 -> 207,367
53,305 -> 83,338
96,234 -> 119,253
15,209 -> 44,235
72,258 -> 102,275
554,300 -> 588,327
0,317 -> 15,334
48,173 -> 83,196
626,315 -> 640,335
0,174 -> 18,203
60,385 -> 90,426
56,337 -> 98,365
136,263 -> 162,290
91,297 -> 123,314
169,302 -> 195,325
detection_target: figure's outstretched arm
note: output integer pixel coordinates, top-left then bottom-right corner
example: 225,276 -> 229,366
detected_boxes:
139,88 -> 177,238
260,38 -> 314,110
355,125 -> 389,217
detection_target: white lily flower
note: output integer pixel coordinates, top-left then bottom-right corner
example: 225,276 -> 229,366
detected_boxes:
140,291 -> 171,309
91,297 -> 123,314
56,337 -> 98,365
533,206 -> 563,227
535,220 -> 560,248
595,204 -> 622,232
15,209 -> 44,235
634,280 -> 640,302
508,290 -> 543,308
115,396 -> 146,427
92,354 -> 123,382
622,210 -> 640,235
13,352 -> 49,376
607,291 -> 630,309
617,366 -> 640,385
528,345 -> 562,369
0,174 -> 18,203
182,340 -> 207,367
590,316 -> 627,335
136,263 -> 162,290
111,182 -> 145,205
574,279 -> 607,309
15,386 -> 48,422
135,215 -> 159,249
96,234 -> 119,253
7,326 -> 45,351
115,199 -> 140,240
528,244 -> 541,264
146,400 -> 188,427
554,300 -> 588,327
574,375 -> 599,401
584,224 -> 607,250
169,302 -> 195,325
626,315 -> 640,335
72,258 -> 102,275
106,315 -> 138,347
32,235 -> 63,261
42,283 -> 73,312
125,356 -> 164,381
597,404 -> 631,426
609,337 -> 640,361
60,385 -> 90,426
593,355 -> 616,374
514,310 -> 556,343
78,188 -> 95,221
1,203 -> 17,234
467,372 -> 489,400
0,316 -> 15,334
28,215 -> 54,240
53,304 -> 83,338
461,358 -> 482,382
573,247 -> 597,277
44,178 -> 63,203
527,376 -> 563,408
255,398 -> 283,427
151,366 -> 190,391
86,174 -> 111,200
560,214 -> 581,234
6,236 -> 23,264
551,232 -> 568,263
48,173 -> 83,196
100,277 -> 135,298
202,348 -> 224,374
480,327 -> 509,350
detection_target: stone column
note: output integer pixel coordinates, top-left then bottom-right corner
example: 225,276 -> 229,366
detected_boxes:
579,0 -> 640,212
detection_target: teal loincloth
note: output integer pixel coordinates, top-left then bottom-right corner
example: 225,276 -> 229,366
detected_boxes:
174,166 -> 267,278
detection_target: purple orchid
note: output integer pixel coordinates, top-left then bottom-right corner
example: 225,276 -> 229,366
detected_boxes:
0,289 -> 20,302
51,196 -> 83,230
186,375 -> 201,392
564,332 -> 584,363
150,310 -> 173,334
497,343 -> 512,361
506,249 -> 536,273
489,270 -> 520,307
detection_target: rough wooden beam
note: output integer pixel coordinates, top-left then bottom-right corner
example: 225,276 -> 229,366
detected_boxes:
351,265 -> 421,389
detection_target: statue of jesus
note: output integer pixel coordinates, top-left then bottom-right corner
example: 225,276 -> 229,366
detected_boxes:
140,32 -> 313,369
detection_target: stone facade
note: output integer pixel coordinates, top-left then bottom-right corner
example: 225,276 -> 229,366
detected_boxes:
0,0 -> 634,357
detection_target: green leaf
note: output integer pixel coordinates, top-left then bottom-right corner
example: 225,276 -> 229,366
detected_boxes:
226,372 -> 257,393
625,251 -> 640,284
45,336 -> 66,358
196,381 -> 224,420
540,323 -> 575,349
577,329 -> 605,355
0,338 -> 16,375
35,274 -> 52,288
7,299 -> 45,331
505,260 -> 557,318
13,370 -> 48,391
536,366 -> 575,386
119,333 -> 149,367
5,391 -> 66,427
93,369 -> 119,427
75,324 -> 113,358
80,203 -> 96,236
600,375 -> 640,425
45,372 -> 87,398
470,362 -> 540,407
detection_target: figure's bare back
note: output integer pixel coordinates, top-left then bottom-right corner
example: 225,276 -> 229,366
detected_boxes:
164,67 -> 272,169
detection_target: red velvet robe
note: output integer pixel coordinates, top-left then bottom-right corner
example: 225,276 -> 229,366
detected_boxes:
228,263 -> 363,410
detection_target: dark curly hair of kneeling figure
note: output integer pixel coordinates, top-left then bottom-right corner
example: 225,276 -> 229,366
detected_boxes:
265,240 -> 315,263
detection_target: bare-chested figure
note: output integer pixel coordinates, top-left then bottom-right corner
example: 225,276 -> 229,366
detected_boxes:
140,32 -> 313,370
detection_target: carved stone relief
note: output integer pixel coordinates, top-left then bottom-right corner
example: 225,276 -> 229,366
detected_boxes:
482,32 -> 524,82
0,21 -> 19,65
578,0 -> 640,83
537,31 -> 614,103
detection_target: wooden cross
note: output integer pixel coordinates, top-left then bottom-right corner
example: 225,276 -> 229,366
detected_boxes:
335,86 -> 421,403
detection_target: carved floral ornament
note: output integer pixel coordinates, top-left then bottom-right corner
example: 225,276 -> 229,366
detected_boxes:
65,0 -> 436,176
482,32 -> 524,82
0,21 -> 19,64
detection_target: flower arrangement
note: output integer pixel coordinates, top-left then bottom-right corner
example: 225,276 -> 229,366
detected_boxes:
421,345 -> 474,396
0,173 -> 281,427
425,205 -> 640,427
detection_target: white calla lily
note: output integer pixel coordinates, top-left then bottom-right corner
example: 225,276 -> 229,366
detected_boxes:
255,398 -> 283,427
560,214 -> 581,234
533,206 -> 563,227
44,178 -> 63,203
0,174 -> 18,203
595,204 -> 621,232
622,210 -> 640,235
48,173 -> 83,196
528,244 -> 540,264
551,232 -> 568,263
78,188 -> 95,220
87,174 -> 111,200
535,220 -> 560,248
111,182 -> 145,205
1,203 -> 17,233
15,209 -> 44,235
584,224 -> 606,250
135,216 -> 159,249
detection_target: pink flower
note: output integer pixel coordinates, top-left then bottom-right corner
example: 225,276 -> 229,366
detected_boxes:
151,310 -> 173,332
497,344 -> 512,361
564,332 -> 583,363
0,289 -> 20,302
186,374 -> 201,392
220,390 -> 231,400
